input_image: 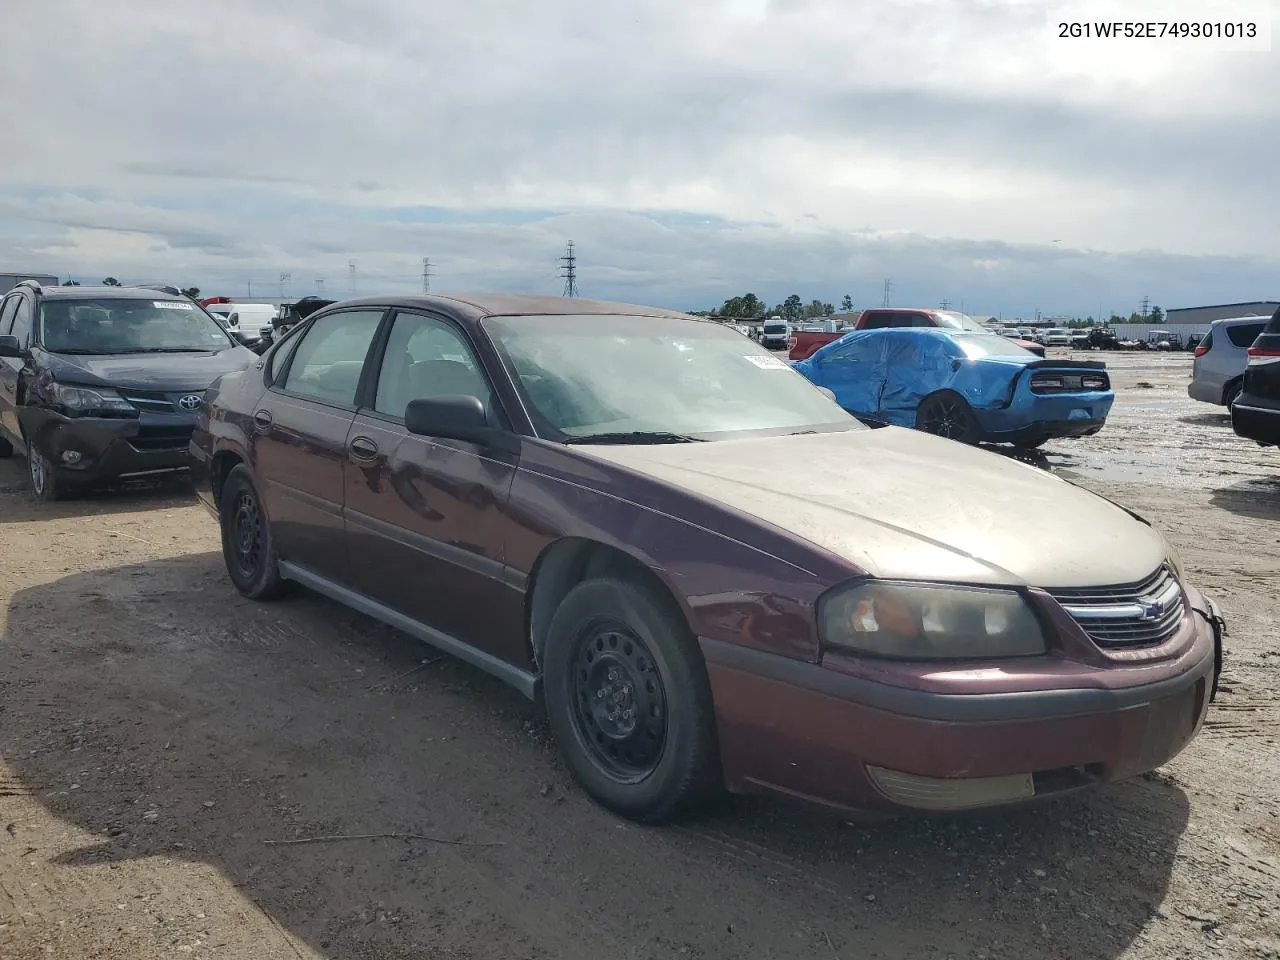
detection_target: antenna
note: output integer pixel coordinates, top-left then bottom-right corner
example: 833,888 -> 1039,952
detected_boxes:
560,241 -> 578,297
422,257 -> 432,294
349,261 -> 357,296
882,278 -> 893,307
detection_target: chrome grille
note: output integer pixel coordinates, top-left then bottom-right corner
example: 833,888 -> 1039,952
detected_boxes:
122,391 -> 176,412
1046,566 -> 1184,649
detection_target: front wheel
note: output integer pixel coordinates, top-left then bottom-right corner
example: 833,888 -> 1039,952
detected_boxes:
218,465 -> 286,600
27,445 -> 71,501
542,576 -> 722,823
916,392 -> 982,444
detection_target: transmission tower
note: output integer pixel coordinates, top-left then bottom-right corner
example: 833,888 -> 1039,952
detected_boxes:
882,278 -> 894,307
560,241 -> 578,297
315,279 -> 324,294
1140,296 -> 1150,319
422,257 -> 433,294
348,261 -> 357,295
940,298 -> 951,309
279,272 -> 291,298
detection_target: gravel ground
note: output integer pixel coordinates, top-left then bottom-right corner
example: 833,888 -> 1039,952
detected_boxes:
0,350 -> 1277,960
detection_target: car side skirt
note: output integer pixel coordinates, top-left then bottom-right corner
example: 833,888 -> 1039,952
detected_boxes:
278,560 -> 540,700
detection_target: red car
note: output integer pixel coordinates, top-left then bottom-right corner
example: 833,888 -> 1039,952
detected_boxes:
190,293 -> 1222,824
790,308 -> 1046,361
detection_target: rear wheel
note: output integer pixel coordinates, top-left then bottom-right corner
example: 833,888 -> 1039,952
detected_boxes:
542,576 -> 721,823
1225,381 -> 1243,411
916,392 -> 982,444
218,465 -> 286,600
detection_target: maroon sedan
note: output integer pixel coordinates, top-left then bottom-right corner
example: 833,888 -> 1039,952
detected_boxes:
190,294 -> 1223,823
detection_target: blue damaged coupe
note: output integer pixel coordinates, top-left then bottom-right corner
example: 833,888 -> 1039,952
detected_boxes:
793,328 -> 1114,449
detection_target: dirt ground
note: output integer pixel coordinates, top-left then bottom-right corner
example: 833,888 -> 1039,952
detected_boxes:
1,350 -> 1277,960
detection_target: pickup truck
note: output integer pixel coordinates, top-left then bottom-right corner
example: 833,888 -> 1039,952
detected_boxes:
788,307 -> 1046,360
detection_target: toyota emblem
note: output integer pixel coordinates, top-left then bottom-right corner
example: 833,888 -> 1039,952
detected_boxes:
178,394 -> 203,411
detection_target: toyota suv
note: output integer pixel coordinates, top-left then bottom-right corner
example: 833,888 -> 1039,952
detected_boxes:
1232,305 -> 1280,448
0,281 -> 257,499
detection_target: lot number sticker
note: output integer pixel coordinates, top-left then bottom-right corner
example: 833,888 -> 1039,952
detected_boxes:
743,354 -> 790,370
153,301 -> 194,310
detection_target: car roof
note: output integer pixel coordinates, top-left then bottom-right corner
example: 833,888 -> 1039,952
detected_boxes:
36,285 -> 190,302
316,292 -> 696,322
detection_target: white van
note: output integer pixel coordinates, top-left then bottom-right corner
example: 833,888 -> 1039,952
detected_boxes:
205,303 -> 279,340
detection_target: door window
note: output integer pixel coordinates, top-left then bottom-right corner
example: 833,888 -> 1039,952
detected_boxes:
279,309 -> 383,406
373,312 -> 492,419
10,298 -> 33,347
0,295 -> 18,335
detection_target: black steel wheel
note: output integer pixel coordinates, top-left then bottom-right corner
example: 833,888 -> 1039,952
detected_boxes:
569,620 -> 668,782
543,576 -> 721,823
219,464 -> 285,600
916,392 -> 981,444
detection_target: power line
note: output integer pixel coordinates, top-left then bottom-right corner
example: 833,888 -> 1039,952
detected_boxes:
882,278 -> 893,307
560,241 -> 578,297
422,257 -> 433,294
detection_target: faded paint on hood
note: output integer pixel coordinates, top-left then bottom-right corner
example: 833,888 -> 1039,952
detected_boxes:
574,426 -> 1166,588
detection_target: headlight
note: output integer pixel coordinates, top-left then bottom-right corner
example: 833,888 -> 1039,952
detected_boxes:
1160,534 -> 1185,581
818,580 -> 1048,660
47,382 -> 136,417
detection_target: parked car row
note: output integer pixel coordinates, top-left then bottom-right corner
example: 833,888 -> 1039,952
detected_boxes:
1,285 -> 1227,827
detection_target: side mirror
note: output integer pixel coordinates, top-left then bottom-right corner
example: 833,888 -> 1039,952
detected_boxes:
952,358 -> 962,372
405,395 -> 518,453
0,335 -> 23,358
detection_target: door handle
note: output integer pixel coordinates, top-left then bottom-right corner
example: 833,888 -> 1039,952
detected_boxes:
252,409 -> 273,430
349,436 -> 378,460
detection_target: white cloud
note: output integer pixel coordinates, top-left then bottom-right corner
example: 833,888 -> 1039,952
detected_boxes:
0,0 -> 1275,313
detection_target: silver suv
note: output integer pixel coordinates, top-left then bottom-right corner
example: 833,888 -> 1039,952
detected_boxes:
1189,315 -> 1270,409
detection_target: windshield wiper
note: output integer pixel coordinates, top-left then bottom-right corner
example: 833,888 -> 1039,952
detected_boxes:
564,431 -> 705,445
127,347 -> 216,353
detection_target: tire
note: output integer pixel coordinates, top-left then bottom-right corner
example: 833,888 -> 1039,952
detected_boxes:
218,464 -> 286,600
916,392 -> 982,444
1225,381 -> 1243,411
542,576 -> 722,824
27,445 -> 72,501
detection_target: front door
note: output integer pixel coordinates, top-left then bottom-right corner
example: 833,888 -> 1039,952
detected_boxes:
341,309 -> 526,667
251,307 -> 386,579
0,294 -> 23,446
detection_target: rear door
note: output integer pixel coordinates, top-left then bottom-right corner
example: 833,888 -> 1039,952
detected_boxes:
251,307 -> 386,579
341,308 -> 526,666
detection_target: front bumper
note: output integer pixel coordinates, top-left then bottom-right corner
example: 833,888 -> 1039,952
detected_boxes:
21,408 -> 196,488
701,602 -> 1218,816
1232,398 -> 1280,447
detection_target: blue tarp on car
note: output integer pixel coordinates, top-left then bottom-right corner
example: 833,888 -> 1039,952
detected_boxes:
792,328 -> 1114,445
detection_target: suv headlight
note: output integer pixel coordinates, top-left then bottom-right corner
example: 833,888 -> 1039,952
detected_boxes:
47,382 -> 136,417
818,580 -> 1048,660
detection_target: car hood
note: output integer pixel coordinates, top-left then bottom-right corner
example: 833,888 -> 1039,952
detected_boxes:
39,347 -> 257,392
575,427 -> 1167,588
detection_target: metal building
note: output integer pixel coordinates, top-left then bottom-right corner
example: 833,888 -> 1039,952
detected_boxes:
0,272 -> 59,295
1165,301 -> 1278,326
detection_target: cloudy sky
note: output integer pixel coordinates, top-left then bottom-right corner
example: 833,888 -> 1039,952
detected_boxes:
1,0 -> 1276,318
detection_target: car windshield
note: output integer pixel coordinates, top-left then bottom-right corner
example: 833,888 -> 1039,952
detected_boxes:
949,333 -> 1036,358
482,313 -> 862,441
39,298 -> 234,354
932,310 -> 987,332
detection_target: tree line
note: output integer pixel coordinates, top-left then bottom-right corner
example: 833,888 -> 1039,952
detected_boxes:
691,292 -> 857,322
693,291 -> 1165,327
61,277 -> 202,299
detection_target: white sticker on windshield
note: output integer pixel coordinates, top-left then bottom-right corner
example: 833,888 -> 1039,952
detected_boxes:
743,354 -> 790,369
153,301 -> 193,310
